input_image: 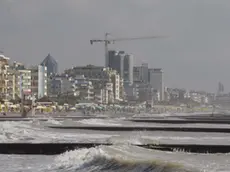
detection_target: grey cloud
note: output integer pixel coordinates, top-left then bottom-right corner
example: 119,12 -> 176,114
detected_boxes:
0,0 -> 230,92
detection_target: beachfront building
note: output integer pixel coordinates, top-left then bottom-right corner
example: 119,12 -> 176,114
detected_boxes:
0,54 -> 9,100
29,65 -> 48,99
17,69 -> 32,98
49,74 -> 96,102
10,61 -> 29,99
7,69 -> 17,100
48,75 -> 73,96
71,79 -> 94,101
64,65 -> 124,102
0,54 -> 14,100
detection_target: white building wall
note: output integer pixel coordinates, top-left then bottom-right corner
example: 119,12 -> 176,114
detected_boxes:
18,70 -> 31,98
38,65 -> 47,98
114,74 -> 120,100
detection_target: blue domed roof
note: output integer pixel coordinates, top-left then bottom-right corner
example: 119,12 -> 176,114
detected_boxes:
41,54 -> 58,75
41,54 -> 57,66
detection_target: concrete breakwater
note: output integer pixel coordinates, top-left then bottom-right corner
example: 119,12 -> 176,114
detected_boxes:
48,125 -> 230,133
0,143 -> 229,155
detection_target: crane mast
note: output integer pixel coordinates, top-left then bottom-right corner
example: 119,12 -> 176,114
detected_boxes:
90,33 -> 166,67
105,33 -> 109,67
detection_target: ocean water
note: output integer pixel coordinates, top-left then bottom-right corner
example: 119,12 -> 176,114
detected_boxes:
0,117 -> 230,171
1,145 -> 230,172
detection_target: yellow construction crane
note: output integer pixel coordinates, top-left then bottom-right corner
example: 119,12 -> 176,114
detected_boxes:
90,33 -> 166,66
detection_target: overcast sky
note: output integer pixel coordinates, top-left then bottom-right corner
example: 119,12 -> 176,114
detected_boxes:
0,0 -> 230,92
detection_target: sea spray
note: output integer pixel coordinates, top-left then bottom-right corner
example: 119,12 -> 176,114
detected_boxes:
46,145 -> 198,172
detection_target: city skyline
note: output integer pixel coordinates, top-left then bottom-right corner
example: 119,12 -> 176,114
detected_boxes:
1,0 -> 230,92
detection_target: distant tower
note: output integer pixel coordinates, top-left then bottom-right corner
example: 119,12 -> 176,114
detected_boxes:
217,82 -> 224,95
40,54 -> 58,76
123,53 -> 133,85
149,68 -> 164,101
107,50 -> 133,85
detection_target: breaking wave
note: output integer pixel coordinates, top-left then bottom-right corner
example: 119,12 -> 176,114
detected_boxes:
46,145 -> 198,172
0,121 -> 116,143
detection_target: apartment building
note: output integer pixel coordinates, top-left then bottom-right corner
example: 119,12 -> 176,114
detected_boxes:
30,65 -> 48,99
65,65 -> 124,102
0,54 -> 9,100
17,69 -> 32,98
7,69 -> 17,100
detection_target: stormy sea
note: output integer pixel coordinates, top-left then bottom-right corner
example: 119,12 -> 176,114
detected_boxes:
0,114 -> 230,172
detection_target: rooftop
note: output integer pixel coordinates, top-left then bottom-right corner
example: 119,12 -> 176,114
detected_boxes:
0,54 -> 10,60
41,54 -> 57,66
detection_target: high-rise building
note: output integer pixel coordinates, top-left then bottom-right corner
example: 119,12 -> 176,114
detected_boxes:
141,63 -> 149,83
107,50 -> 133,85
149,68 -> 164,101
30,65 -> 48,99
107,50 -> 124,74
217,82 -> 224,95
123,54 -> 133,85
41,54 -> 58,76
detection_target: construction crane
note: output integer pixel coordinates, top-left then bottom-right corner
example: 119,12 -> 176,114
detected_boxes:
90,33 -> 166,66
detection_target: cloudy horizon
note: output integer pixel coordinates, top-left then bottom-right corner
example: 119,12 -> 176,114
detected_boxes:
0,0 -> 230,92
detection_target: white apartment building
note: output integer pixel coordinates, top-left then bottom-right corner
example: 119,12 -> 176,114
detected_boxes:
7,69 -> 17,100
72,80 -> 94,101
30,65 -> 48,99
111,72 -> 121,101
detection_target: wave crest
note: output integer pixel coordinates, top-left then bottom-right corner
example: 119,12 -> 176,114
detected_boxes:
49,146 -> 198,172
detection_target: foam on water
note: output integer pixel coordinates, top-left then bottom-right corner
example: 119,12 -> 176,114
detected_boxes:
106,131 -> 157,145
78,118 -> 122,126
51,147 -> 107,170
133,113 -> 171,118
0,121 -> 117,143
45,118 -> 62,125
46,145 -> 197,172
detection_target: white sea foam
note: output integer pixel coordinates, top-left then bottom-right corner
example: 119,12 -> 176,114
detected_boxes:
48,145 -> 197,172
51,147 -> 108,170
78,118 -> 122,126
45,118 -> 62,125
0,121 -> 117,143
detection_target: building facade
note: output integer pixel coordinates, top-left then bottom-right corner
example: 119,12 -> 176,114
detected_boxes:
0,54 -> 13,100
0,55 -> 9,100
133,63 -> 149,83
149,68 -> 164,101
30,65 -> 48,99
7,69 -> 17,100
17,69 -> 32,98
65,65 -> 124,102
123,54 -> 133,85
48,75 -> 73,96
